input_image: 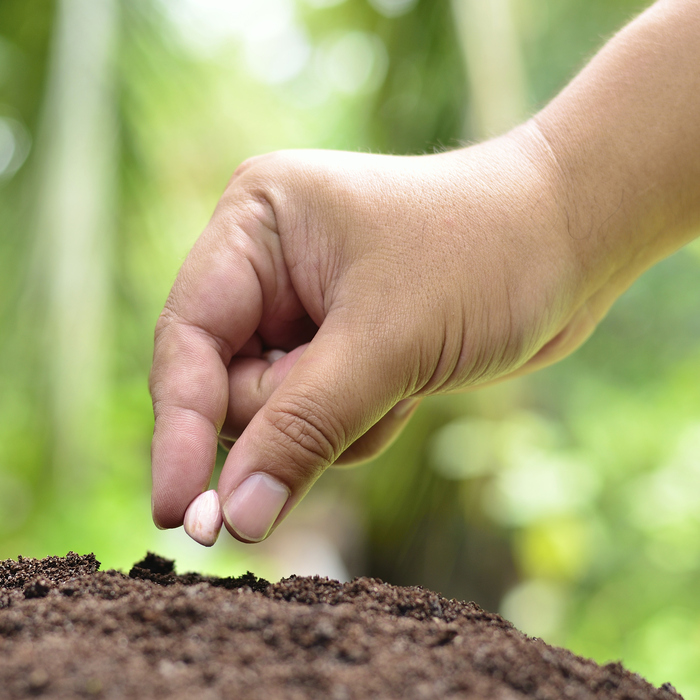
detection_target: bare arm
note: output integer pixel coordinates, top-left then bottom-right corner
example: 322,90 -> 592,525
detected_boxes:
536,0 -> 700,339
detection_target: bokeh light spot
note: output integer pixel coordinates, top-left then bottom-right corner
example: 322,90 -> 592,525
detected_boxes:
500,579 -> 568,642
0,117 -> 31,180
316,31 -> 388,95
367,0 -> 418,18
244,24 -> 312,84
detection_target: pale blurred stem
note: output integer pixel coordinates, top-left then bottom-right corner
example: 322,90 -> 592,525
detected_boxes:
449,0 -> 530,419
32,0 -> 117,495
450,0 -> 529,139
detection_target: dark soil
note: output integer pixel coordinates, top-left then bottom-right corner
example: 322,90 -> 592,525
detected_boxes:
0,552 -> 683,700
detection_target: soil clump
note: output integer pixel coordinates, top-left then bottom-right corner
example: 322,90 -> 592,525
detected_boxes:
0,552 -> 683,699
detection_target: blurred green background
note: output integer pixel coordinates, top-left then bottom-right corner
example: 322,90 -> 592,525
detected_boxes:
2,0 -> 700,695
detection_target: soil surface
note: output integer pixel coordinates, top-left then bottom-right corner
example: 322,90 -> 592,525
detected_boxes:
0,552 -> 683,700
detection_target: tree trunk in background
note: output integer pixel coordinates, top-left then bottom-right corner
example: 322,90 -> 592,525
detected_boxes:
32,0 -> 117,497
450,0 -> 527,138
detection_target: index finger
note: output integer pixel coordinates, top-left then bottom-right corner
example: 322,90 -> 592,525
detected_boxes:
149,213 -> 267,529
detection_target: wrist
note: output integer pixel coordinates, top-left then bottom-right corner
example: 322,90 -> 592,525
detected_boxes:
497,122 -> 592,313
425,128 -> 595,382
528,0 -> 700,308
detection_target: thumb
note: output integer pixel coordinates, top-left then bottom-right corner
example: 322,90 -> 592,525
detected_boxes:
216,318 -> 407,543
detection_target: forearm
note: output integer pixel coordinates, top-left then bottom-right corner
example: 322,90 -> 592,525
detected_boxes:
533,0 -> 700,305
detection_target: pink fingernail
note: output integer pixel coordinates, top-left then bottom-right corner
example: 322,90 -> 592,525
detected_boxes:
183,490 -> 223,547
223,473 -> 290,543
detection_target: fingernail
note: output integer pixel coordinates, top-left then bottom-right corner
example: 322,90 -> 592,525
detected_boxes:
223,473 -> 290,543
183,490 -> 223,547
392,398 -> 420,418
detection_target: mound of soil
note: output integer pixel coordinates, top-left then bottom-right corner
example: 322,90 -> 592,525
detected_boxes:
0,552 -> 682,699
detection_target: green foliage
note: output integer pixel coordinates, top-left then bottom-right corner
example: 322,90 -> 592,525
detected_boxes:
0,0 -> 698,696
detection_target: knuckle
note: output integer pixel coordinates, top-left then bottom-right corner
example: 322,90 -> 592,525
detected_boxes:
150,314 -> 175,399
227,152 -> 283,189
153,305 -> 176,342
265,398 -> 343,473
226,156 -> 262,187
149,307 -> 181,390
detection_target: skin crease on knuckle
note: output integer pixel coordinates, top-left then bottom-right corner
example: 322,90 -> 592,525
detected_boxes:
264,399 -> 342,481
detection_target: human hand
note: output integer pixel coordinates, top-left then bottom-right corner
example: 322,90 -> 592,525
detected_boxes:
149,124 -> 600,546
151,0 -> 700,547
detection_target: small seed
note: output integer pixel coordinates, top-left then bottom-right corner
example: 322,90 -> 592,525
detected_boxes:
263,348 -> 287,363
183,490 -> 223,547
